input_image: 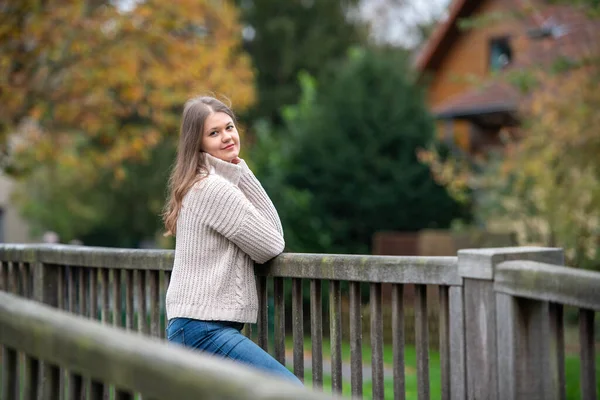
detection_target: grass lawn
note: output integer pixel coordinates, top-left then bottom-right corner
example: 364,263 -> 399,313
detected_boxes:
285,337 -> 599,399
284,337 -> 440,399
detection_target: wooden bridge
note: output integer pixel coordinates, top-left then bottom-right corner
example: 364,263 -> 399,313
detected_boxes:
0,244 -> 598,399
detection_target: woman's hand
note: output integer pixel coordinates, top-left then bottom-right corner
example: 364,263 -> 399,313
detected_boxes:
231,157 -> 242,165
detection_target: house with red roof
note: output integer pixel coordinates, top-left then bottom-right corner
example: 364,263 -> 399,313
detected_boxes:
415,0 -> 599,155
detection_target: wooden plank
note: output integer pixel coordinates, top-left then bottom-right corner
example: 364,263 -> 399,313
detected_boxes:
113,269 -> 123,327
0,261 -> 7,291
136,270 -> 148,334
19,262 -> 29,297
439,286 -> 450,400
579,309 -> 596,400
57,267 -> 65,310
149,270 -> 160,337
163,271 -> 170,336
125,270 -> 134,331
273,277 -> 285,365
68,373 -> 84,400
310,279 -> 323,388
0,291 -> 330,400
414,284 -> 430,400
463,279 -> 497,400
68,265 -> 76,313
91,380 -> 104,400
329,280 -> 342,394
495,293 -> 517,400
42,363 -> 60,400
495,260 -> 600,311
257,276 -> 268,351
1,346 -> 17,400
90,268 -> 98,320
25,262 -> 34,299
258,254 -> 460,285
448,286 -> 465,400
549,303 -> 565,400
78,267 -> 87,317
370,282 -> 384,400
35,246 -> 175,271
291,278 -> 304,381
349,281 -> 363,398
100,268 -> 109,324
159,270 -> 166,339
8,261 -> 18,294
24,356 -> 40,400
392,284 -> 405,400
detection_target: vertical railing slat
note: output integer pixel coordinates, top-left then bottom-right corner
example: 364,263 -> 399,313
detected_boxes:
370,282 -> 384,400
42,363 -> 60,400
67,267 -> 80,400
392,284 -> 405,400
257,276 -> 268,351
163,271 -> 171,337
415,284 -> 430,400
125,269 -> 134,331
19,262 -> 29,297
292,278 -> 304,381
8,261 -> 18,294
25,262 -> 34,299
113,269 -> 122,328
329,280 -> 342,394
579,308 -> 596,400
78,267 -> 87,317
100,268 -> 109,324
89,268 -> 98,320
149,270 -> 160,337
24,356 -> 40,400
549,302 -> 566,400
1,346 -> 17,400
439,286 -> 450,400
273,277 -> 285,365
136,270 -> 148,335
349,281 -> 363,398
68,373 -> 84,400
310,279 -> 323,388
159,270 -> 166,339
0,261 -> 7,291
68,265 -> 76,313
90,380 -> 104,400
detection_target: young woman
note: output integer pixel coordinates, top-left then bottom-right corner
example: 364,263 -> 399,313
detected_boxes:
162,96 -> 301,384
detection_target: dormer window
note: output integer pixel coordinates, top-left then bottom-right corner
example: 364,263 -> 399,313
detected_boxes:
489,37 -> 512,71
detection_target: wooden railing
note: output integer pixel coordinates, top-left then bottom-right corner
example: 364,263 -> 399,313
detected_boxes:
0,244 -> 598,400
0,291 -> 331,400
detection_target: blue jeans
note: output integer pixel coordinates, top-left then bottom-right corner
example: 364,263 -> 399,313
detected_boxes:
166,318 -> 302,385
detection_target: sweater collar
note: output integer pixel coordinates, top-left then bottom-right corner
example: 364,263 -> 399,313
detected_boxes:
203,153 -> 244,186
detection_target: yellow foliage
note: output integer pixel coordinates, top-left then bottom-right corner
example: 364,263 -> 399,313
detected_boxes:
1,0 -> 255,178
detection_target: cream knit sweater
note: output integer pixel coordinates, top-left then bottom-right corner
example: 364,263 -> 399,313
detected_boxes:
165,153 -> 284,323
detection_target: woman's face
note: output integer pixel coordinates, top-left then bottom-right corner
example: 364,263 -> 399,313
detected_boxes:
201,111 -> 240,162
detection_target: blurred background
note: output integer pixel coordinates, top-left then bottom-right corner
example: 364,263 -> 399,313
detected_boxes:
1,0 -> 598,271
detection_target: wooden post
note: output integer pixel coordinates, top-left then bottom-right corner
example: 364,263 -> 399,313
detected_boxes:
457,247 -> 564,400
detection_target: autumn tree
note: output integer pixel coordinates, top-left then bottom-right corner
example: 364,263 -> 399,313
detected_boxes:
1,0 -> 254,177
1,0 -> 255,244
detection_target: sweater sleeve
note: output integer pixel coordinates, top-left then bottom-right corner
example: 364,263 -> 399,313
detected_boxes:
237,162 -> 284,236
191,176 -> 285,264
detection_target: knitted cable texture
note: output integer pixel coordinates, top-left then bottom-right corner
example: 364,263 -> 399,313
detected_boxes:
165,153 -> 284,323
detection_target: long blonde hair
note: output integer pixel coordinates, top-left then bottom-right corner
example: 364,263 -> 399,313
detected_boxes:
162,96 -> 237,236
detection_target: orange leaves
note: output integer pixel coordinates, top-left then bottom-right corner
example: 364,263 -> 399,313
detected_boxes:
2,0 -> 255,180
